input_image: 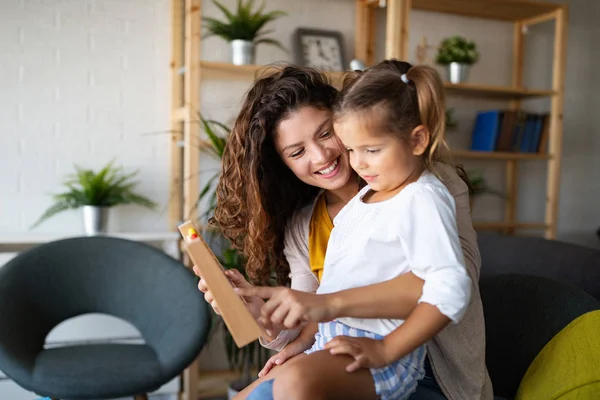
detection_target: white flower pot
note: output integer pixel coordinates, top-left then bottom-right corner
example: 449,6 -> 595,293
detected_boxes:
447,62 -> 470,84
231,39 -> 255,65
82,205 -> 109,236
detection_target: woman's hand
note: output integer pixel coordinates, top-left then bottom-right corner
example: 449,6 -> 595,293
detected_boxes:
324,336 -> 389,372
193,266 -> 262,318
258,335 -> 314,377
235,286 -> 337,331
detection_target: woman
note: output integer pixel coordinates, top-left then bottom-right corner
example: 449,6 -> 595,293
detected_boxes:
198,63 -> 493,400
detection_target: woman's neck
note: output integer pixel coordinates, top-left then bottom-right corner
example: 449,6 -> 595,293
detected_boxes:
324,176 -> 359,208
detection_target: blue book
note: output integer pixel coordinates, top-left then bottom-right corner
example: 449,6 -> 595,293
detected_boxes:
470,111 -> 502,151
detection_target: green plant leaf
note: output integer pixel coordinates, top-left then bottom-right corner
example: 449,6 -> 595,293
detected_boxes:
253,37 -> 287,53
202,0 -> 286,45
30,199 -> 79,229
30,160 -> 157,229
212,0 -> 236,23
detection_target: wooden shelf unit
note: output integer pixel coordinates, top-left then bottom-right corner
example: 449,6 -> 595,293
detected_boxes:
170,0 -> 569,239
170,0 -> 568,397
356,0 -> 567,239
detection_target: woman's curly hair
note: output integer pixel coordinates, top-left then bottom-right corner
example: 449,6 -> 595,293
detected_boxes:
212,65 -> 338,286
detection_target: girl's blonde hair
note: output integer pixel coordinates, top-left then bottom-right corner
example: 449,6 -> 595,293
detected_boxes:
335,59 -> 451,178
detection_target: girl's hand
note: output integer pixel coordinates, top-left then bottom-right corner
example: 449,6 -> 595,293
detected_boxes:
258,336 -> 314,377
193,266 -> 260,317
235,286 -> 337,331
324,336 -> 389,372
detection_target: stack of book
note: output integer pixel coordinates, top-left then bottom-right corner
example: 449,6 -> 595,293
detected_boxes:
470,110 -> 550,153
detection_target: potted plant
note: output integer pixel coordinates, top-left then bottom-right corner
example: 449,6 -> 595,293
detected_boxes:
31,161 -> 156,235
466,170 -> 504,210
203,0 -> 287,65
196,115 -> 271,399
435,35 -> 479,84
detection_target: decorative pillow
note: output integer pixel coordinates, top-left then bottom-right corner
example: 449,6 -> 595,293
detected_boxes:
516,310 -> 600,400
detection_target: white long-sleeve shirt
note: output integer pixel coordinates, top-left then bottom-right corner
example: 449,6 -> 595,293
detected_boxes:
316,171 -> 472,336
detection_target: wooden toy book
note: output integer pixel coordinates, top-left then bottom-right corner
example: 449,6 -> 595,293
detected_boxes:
178,221 -> 263,347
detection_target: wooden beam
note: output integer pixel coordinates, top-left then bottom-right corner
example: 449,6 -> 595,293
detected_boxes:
355,0 -> 369,64
367,4 -> 377,66
545,7 -> 568,240
474,222 -> 548,231
504,20 -> 525,235
183,0 -> 201,223
522,10 -> 557,27
504,160 -> 518,235
169,0 -> 184,231
181,3 -> 202,398
385,0 -> 411,60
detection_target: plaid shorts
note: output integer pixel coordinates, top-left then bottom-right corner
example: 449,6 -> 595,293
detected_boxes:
305,320 -> 426,400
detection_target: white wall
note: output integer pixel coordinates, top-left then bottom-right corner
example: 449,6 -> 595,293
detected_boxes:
0,0 -> 172,236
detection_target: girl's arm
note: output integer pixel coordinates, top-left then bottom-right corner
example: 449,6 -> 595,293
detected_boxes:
325,272 -> 424,320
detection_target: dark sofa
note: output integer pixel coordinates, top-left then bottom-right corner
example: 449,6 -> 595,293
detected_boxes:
477,233 -> 600,399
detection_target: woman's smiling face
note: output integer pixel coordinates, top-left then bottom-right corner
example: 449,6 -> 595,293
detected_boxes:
274,106 -> 352,191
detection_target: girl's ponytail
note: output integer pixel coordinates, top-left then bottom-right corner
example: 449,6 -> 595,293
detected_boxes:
405,65 -> 449,171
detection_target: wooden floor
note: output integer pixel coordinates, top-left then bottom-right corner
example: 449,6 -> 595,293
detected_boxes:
197,370 -> 240,399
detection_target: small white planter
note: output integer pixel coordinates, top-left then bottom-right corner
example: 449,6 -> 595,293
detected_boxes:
447,62 -> 470,84
231,39 -> 255,65
82,205 -> 109,236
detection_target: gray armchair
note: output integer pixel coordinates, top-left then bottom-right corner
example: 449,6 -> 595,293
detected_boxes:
0,236 -> 210,400
478,233 -> 600,399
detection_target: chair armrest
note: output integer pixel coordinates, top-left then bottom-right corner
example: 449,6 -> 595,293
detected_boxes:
133,266 -> 211,379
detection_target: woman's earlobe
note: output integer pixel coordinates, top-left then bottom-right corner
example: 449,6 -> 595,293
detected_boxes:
411,125 -> 430,156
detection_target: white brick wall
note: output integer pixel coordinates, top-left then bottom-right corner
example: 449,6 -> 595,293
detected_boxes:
0,0 -> 172,235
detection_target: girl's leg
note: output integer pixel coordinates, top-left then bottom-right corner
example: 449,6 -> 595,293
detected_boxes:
272,350 -> 377,400
233,353 -> 310,400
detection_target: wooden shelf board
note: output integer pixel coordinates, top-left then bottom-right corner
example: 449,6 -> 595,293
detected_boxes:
444,82 -> 556,99
474,221 -> 548,230
451,150 -> 550,160
367,0 -> 563,21
199,61 -> 345,85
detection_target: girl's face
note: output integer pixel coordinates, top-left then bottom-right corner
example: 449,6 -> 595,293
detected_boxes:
274,106 -> 352,191
334,112 -> 428,197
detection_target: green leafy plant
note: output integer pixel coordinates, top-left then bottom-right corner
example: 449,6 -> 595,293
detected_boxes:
196,114 -> 271,386
467,171 -> 503,198
436,36 -> 479,65
203,0 -> 287,51
31,161 -> 156,228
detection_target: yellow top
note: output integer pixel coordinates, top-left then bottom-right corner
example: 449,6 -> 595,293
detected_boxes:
308,193 -> 333,282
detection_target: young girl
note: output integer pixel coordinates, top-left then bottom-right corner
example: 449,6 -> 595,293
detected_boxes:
239,61 -> 473,400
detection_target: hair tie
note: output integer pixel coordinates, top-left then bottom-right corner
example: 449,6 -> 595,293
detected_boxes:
400,74 -> 410,84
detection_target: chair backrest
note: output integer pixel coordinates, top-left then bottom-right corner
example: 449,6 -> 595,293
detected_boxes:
480,273 -> 600,398
0,236 -> 210,378
478,233 -> 600,301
